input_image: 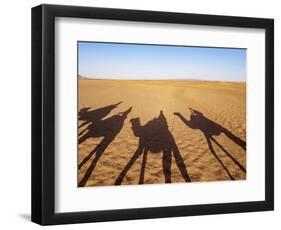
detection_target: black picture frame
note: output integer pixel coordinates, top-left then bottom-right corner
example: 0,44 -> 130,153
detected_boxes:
31,4 -> 274,225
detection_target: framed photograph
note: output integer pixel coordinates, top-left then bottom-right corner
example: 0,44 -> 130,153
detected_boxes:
31,4 -> 274,225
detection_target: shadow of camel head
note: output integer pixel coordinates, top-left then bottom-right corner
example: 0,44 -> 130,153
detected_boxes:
119,106 -> 132,118
174,107 -> 224,136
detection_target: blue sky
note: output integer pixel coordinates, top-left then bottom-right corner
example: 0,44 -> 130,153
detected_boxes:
78,42 -> 246,82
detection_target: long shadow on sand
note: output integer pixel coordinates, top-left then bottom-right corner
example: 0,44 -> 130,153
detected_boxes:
78,104 -> 132,187
174,108 -> 246,180
78,101 -> 122,134
115,111 -> 191,185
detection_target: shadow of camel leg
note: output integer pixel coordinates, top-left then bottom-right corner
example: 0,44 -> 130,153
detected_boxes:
78,137 -> 113,187
79,120 -> 91,129
172,145 -> 191,182
205,134 -> 234,180
115,146 -> 144,185
139,148 -> 148,184
211,137 -> 246,173
79,143 -> 100,169
79,127 -> 89,137
78,132 -> 90,145
223,129 -> 246,150
163,149 -> 172,183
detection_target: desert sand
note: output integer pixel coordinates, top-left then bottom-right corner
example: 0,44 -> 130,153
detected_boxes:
78,78 -> 246,187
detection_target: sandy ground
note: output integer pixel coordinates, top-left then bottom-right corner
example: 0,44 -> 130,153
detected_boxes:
78,79 -> 246,187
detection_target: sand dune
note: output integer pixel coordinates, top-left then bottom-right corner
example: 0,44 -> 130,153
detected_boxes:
78,79 -> 246,187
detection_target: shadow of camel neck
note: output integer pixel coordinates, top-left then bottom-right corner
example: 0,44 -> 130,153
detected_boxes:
174,110 -> 246,180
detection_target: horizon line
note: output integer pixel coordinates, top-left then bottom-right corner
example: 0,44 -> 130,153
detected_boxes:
78,75 -> 246,83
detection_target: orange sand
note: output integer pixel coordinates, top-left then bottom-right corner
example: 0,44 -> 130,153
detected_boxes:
78,79 -> 246,187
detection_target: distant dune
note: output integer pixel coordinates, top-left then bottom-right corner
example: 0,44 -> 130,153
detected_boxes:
78,75 -> 246,84
78,75 -> 88,79
78,79 -> 246,187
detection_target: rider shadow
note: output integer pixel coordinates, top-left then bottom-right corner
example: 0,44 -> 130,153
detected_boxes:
78,105 -> 132,187
174,108 -> 246,180
115,110 -> 191,185
78,101 -> 122,134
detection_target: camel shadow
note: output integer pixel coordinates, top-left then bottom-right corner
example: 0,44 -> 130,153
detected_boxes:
78,104 -> 132,187
78,101 -> 122,136
115,110 -> 191,185
174,107 -> 246,180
